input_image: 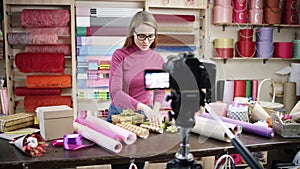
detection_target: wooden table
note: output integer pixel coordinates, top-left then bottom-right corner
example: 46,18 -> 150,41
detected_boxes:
0,132 -> 300,169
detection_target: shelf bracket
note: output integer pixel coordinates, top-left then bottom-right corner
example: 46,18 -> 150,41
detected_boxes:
223,59 -> 227,64
222,25 -> 226,31
277,26 -> 281,33
263,59 -> 268,64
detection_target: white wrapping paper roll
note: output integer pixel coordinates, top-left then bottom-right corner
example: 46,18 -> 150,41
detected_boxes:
86,115 -> 137,145
73,122 -> 122,153
191,116 -> 238,142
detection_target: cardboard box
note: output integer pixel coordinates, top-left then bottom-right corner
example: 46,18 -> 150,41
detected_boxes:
36,105 -> 73,140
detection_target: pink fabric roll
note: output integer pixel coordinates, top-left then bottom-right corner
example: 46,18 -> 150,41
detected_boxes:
26,27 -> 70,36
15,52 -> 65,73
21,9 -> 70,28
7,32 -> 58,45
15,87 -> 61,96
25,45 -> 71,55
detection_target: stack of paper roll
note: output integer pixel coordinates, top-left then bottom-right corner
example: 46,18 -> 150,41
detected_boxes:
191,116 -> 240,142
74,115 -> 138,153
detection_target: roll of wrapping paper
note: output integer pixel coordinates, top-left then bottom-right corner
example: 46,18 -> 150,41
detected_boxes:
252,80 -> 258,101
7,32 -> 58,45
26,75 -> 71,88
24,96 -> 72,113
88,26 -> 128,36
90,17 -> 132,27
139,124 -> 164,134
26,27 -> 70,36
153,14 -> 195,23
155,46 -> 196,52
201,112 -> 274,138
157,34 -> 195,45
21,9 -> 70,28
223,80 -> 234,104
116,122 -> 149,139
78,115 -> 137,145
15,87 -> 61,96
234,80 -> 246,97
283,82 -> 297,113
73,122 -> 122,153
25,45 -> 71,55
245,80 -> 252,98
15,53 -> 65,73
191,116 -> 234,142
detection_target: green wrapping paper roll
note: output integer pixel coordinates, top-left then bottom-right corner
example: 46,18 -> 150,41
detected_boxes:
245,80 -> 252,98
76,27 -> 88,36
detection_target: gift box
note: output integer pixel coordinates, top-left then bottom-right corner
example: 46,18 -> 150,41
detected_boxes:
112,112 -> 144,124
0,113 -> 34,132
36,105 -> 73,140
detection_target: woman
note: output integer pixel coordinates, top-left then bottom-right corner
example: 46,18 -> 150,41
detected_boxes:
107,10 -> 165,127
107,10 -> 165,169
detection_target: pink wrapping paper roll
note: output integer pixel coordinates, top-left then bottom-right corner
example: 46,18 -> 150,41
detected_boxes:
75,118 -> 122,142
85,115 -> 137,145
15,52 -> 65,73
25,45 -> 71,55
21,9 -> 70,28
7,32 -> 58,45
73,122 -> 122,153
26,27 -> 70,36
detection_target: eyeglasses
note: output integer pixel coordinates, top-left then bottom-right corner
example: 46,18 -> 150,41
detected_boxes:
134,31 -> 155,41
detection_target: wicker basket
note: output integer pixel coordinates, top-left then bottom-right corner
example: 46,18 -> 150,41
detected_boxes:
250,78 -> 284,115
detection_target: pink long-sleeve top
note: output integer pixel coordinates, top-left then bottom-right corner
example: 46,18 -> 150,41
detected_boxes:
109,44 -> 165,110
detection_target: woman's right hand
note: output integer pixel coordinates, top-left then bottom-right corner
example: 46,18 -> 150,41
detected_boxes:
144,108 -> 162,127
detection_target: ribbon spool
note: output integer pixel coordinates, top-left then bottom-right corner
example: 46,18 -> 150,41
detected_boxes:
63,133 -> 94,150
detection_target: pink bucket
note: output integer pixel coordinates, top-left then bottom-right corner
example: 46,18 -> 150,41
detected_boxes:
274,42 -> 293,58
213,6 -> 233,24
282,10 -> 299,25
233,8 -> 247,23
233,0 -> 247,11
249,9 -> 263,24
215,0 -> 232,6
249,0 -> 263,9
283,0 -> 298,10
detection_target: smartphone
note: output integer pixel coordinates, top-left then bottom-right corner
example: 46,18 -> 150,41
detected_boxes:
144,69 -> 170,90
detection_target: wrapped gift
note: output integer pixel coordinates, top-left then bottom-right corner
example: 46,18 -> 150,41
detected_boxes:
111,109 -> 144,124
0,113 -> 34,132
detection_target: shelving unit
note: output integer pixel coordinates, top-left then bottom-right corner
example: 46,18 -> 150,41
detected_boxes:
3,0 -> 77,116
75,0 -> 145,117
146,0 -> 208,59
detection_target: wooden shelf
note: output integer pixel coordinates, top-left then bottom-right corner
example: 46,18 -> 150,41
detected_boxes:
210,57 -> 300,64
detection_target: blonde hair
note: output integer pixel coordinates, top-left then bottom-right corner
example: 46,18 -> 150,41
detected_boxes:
123,11 -> 158,49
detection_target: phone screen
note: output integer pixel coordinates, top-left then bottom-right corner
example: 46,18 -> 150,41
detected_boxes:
144,69 -> 170,90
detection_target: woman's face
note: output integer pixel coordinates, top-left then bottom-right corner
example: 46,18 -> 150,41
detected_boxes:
134,24 -> 156,51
